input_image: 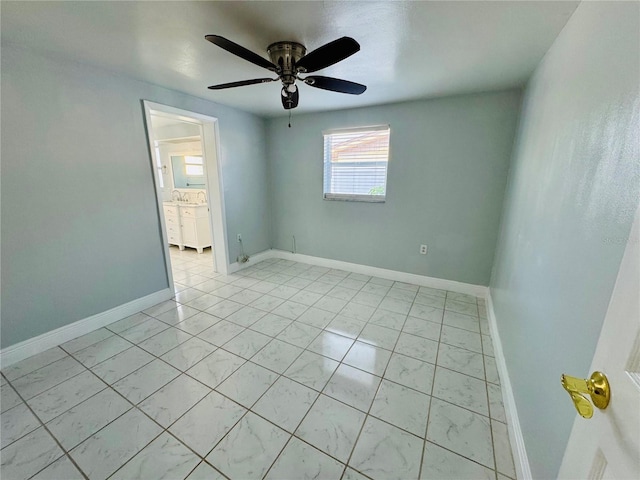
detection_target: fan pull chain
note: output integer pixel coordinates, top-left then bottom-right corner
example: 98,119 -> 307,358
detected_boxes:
288,110 -> 292,128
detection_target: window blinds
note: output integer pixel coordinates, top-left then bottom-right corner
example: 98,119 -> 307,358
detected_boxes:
323,125 -> 390,201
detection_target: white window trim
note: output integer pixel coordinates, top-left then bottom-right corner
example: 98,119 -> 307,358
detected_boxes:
322,124 -> 390,203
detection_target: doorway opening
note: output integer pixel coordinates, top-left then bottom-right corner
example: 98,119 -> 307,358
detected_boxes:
143,101 -> 230,295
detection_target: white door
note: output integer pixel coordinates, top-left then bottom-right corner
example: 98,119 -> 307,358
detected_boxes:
559,205 -> 640,479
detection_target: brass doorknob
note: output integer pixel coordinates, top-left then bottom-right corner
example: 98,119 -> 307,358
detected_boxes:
561,371 -> 611,419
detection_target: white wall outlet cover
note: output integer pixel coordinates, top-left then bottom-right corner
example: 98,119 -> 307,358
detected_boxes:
420,245 -> 428,255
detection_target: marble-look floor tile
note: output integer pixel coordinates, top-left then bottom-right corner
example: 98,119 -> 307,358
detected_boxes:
343,341 -> 392,376
253,377 -> 318,433
11,356 -> 84,400
216,362 -> 278,408
487,383 -> 506,422
248,313 -> 292,336
268,284 -> 299,299
265,437 -> 345,480
289,290 -> 323,306
142,299 -> 178,317
112,359 -> 180,404
432,367 -> 488,416
408,304 -> 444,323
445,299 -> 479,317
205,299 -> 244,319
323,364 -> 381,412
91,346 -> 154,384
437,343 -> 485,380
446,292 -> 478,305
198,320 -> 245,346
313,295 -> 348,313
284,351 -> 339,391
325,315 -> 366,339
0,427 -> 63,480
46,388 -> 131,450
1,403 -> 41,449
402,317 -> 441,341
480,317 -> 491,335
343,467 -> 370,480
155,305 -> 201,325
206,412 -> 289,480
492,420 -> 516,478
369,309 -> 407,330
414,293 -> 446,309
394,332 -> 438,364
443,311 -> 480,333
70,408 -> 162,480
370,379 -> 431,437
351,291 -> 383,308
1,347 -> 67,381
61,328 -> 114,354
226,306 -> 267,328
271,300 -> 308,320
285,277 -> 313,289
186,349 -> 245,388
250,294 -> 285,312
107,312 -> 152,334
349,416 -> 422,480
357,324 -> 400,350
384,353 -> 435,394
297,307 -> 336,329
327,285 -> 357,300
251,339 -> 303,374
27,370 -> 106,422
482,334 -> 495,357
295,394 -> 365,463
340,302 -> 376,322
111,432 -> 199,480
0,383 -> 23,413
387,287 -> 417,302
176,312 -> 221,335
161,337 -> 217,371
186,461 -> 226,480
139,374 -> 210,427
426,398 -> 494,469
339,278 -> 366,291
304,281 -> 334,296
211,284 -> 244,299
421,441 -> 494,480
440,325 -> 483,354
378,297 -> 412,315
184,293 -> 225,312
119,318 -> 169,344
222,329 -> 271,359
137,327 -> 192,356
484,356 -> 500,384
169,391 -> 246,456
277,322 -> 322,348
31,455 -> 84,480
419,286 -> 446,298
307,331 -> 354,361
72,335 -> 132,368
361,282 -> 391,296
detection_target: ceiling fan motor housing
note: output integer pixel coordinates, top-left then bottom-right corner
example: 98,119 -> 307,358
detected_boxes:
267,41 -> 306,86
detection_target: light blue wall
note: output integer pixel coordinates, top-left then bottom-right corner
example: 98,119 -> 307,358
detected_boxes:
490,2 -> 640,478
267,90 -> 522,286
1,45 -> 270,348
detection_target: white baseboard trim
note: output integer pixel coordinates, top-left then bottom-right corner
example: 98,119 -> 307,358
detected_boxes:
227,249 -> 275,274
268,250 -> 487,296
486,290 -> 532,480
0,288 -> 173,368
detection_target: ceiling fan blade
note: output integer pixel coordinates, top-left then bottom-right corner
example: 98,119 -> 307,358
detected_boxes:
303,76 -> 366,95
281,85 -> 299,110
295,37 -> 360,73
208,78 -> 276,90
205,35 -> 277,71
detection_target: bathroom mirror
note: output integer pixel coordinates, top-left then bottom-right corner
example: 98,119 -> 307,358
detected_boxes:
171,155 -> 205,189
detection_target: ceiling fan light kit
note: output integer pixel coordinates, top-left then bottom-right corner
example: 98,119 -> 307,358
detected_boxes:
205,35 -> 367,110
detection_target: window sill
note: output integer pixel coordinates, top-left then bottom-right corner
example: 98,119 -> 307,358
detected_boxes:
323,194 -> 386,203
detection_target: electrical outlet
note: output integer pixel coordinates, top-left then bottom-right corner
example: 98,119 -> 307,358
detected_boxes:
420,244 -> 428,255
237,234 -> 242,242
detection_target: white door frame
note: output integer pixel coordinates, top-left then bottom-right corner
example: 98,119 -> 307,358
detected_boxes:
142,101 -> 230,280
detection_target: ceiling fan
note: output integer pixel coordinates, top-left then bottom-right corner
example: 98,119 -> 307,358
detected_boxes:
205,35 -> 367,110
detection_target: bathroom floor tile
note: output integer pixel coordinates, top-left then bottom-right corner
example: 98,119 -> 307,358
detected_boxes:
215,362 -> 278,408
323,364 -> 381,412
266,437 -> 345,480
284,351 -> 339,391
253,377 -> 318,432
0,427 -> 64,480
251,339 -> 303,374
370,379 -> 431,437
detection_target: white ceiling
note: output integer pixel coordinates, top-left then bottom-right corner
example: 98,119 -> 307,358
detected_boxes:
1,1 -> 579,117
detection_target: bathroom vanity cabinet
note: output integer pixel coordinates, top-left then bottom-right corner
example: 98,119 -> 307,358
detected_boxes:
162,203 -> 211,253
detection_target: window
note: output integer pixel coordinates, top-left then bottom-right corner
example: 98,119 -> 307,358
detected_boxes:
323,125 -> 390,202
184,156 -> 204,176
